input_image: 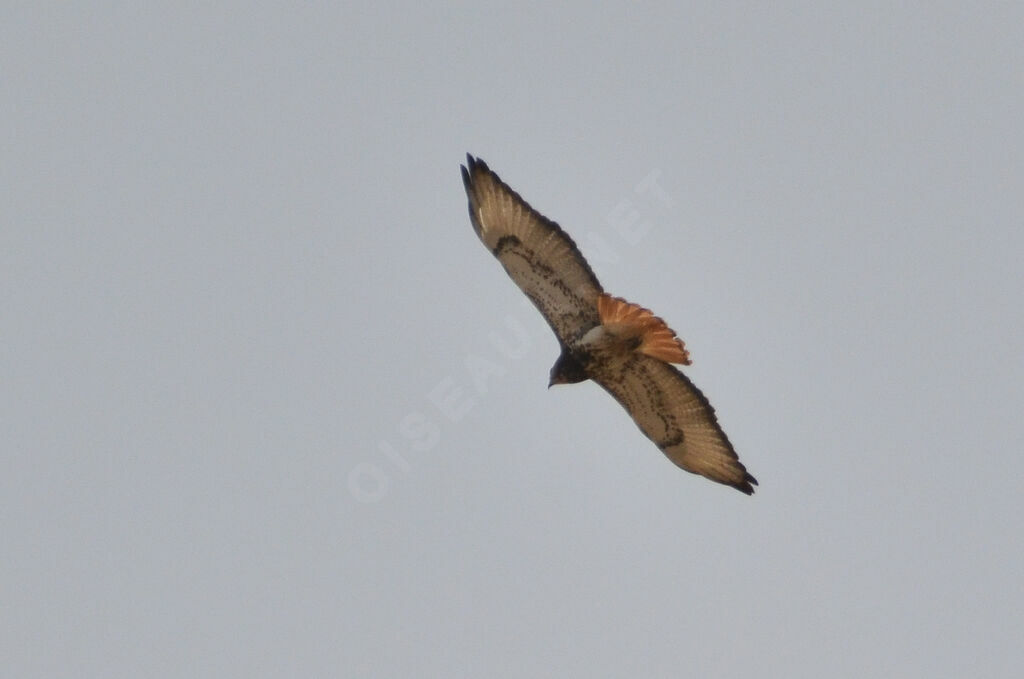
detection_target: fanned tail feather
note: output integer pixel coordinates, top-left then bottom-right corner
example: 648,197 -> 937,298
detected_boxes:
597,294 -> 692,365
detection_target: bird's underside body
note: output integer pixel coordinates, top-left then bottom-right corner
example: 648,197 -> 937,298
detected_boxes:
461,154 -> 757,495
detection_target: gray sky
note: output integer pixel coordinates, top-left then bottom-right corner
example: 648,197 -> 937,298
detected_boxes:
4,3 -> 1023,677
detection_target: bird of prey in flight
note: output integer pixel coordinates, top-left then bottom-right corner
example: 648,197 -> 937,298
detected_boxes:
461,155 -> 757,494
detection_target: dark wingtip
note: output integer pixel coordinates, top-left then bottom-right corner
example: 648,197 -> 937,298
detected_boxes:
735,472 -> 758,495
464,153 -> 490,175
462,154 -> 494,196
462,154 -> 481,189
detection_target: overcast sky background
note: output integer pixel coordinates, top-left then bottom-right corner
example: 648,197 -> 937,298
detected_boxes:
4,3 -> 1023,678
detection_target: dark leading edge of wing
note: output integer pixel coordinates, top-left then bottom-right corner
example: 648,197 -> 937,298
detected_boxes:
461,155 -> 605,345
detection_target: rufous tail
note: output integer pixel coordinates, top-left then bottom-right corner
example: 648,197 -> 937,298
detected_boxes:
597,293 -> 692,365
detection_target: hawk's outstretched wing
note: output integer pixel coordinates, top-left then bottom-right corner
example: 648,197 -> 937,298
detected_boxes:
462,155 -> 603,345
589,353 -> 757,494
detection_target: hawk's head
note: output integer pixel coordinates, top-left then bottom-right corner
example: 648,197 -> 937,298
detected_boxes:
549,347 -> 589,387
